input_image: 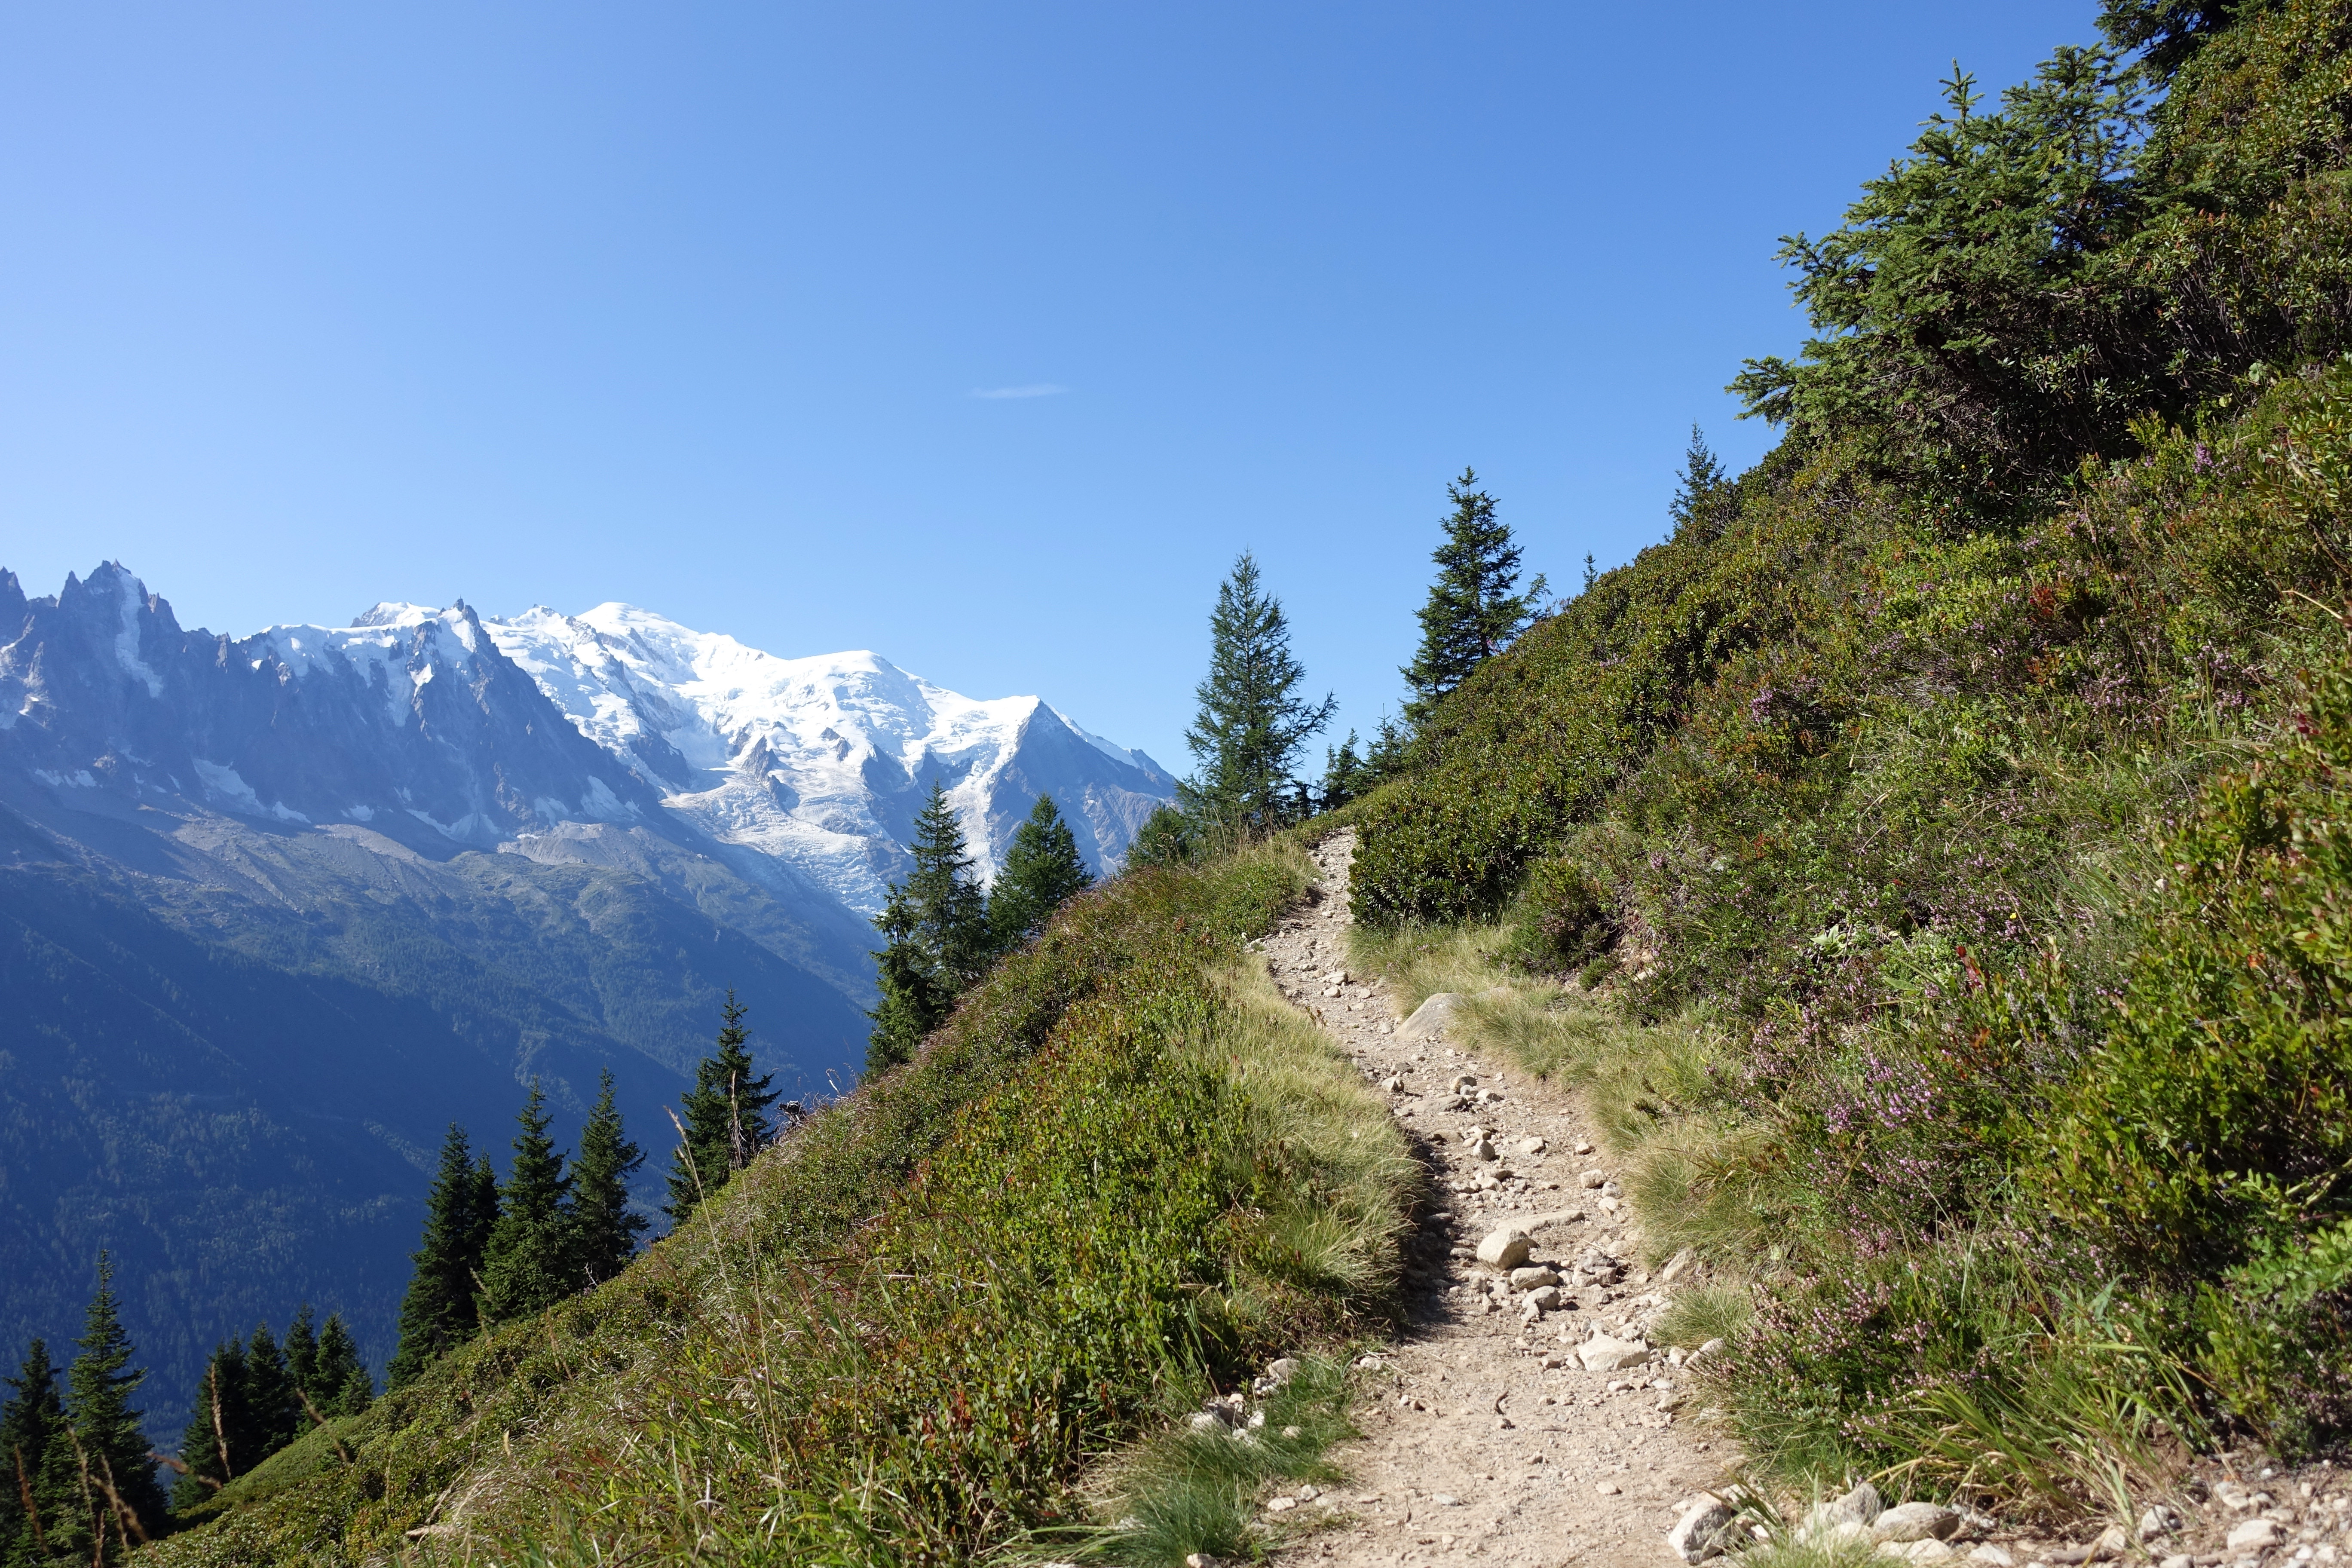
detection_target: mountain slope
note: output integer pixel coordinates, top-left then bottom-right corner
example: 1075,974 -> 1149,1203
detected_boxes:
0,564 -> 1169,1440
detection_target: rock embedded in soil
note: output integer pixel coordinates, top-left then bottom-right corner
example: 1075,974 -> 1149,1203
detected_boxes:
1874,1501 -> 1962,1542
1475,1226 -> 1534,1268
1668,1494 -> 1741,1563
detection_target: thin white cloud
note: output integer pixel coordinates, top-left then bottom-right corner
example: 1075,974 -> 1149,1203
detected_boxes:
968,383 -> 1068,400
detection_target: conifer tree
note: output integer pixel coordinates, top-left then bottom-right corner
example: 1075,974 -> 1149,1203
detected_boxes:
1400,471 -> 1546,725
170,1339 -> 248,1511
49,1256 -> 164,1559
1124,804 -> 1195,869
666,992 -> 781,1223
1181,551 -> 1336,831
0,1339 -> 67,1565
569,1070 -> 646,1286
1667,424 -> 1731,540
1317,730 -> 1375,812
986,793 -> 1093,950
387,1125 -> 497,1388
242,1324 -> 301,1458
307,1316 -> 372,1418
863,787 -> 992,1077
478,1082 -> 576,1326
281,1307 -> 316,1411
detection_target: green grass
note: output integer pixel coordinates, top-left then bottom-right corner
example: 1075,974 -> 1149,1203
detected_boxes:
147,840 -> 1416,1568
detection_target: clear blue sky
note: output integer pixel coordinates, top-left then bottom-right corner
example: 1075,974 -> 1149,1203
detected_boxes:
2,2 -> 2096,774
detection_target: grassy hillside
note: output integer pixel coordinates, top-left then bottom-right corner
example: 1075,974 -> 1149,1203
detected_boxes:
147,840 -> 1414,1566
1347,0 -> 2352,1511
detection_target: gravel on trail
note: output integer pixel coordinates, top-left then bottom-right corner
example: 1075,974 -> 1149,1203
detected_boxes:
1262,830 -> 1741,1568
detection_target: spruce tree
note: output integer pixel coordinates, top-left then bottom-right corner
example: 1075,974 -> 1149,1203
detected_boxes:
281,1307 -> 316,1411
1400,470 -> 1546,725
986,793 -> 1093,950
1667,424 -> 1730,540
1181,551 -> 1336,831
0,1340 -> 67,1564
170,1340 -> 247,1511
862,787 -> 992,1077
308,1316 -> 372,1418
569,1070 -> 646,1286
667,993 -> 780,1222
1317,729 -> 1374,812
51,1256 -> 165,1558
478,1082 -> 576,1326
387,1125 -> 496,1388
241,1324 -> 301,1458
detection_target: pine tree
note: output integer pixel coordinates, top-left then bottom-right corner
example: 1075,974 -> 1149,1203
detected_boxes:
478,1082 -> 576,1326
1181,551 -> 1336,831
50,1256 -> 165,1559
569,1070 -> 646,1286
1124,804 -> 1195,870
308,1316 -> 372,1419
0,1340 -> 67,1565
1400,471 -> 1546,725
387,1125 -> 497,1388
862,788 -> 992,1078
1667,424 -> 1730,540
986,793 -> 1093,951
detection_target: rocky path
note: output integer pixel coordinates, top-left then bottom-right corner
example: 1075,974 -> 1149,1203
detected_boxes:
1262,830 -> 1734,1568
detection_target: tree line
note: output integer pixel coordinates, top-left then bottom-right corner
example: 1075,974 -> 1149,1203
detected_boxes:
1131,459 -> 1599,864
864,790 -> 1095,1075
386,1019 -> 800,1388
0,1258 -> 371,1565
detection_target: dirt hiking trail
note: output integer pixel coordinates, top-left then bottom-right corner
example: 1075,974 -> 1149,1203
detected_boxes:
1265,829 -> 1740,1567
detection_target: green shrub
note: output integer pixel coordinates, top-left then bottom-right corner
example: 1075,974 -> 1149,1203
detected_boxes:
1501,853 -> 1618,973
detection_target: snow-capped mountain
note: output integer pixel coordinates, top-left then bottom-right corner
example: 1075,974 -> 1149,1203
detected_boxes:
0,561 -> 1177,1425
481,602 -> 1173,913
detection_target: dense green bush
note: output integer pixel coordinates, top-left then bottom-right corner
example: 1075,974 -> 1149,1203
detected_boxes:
1348,0 -> 2352,1491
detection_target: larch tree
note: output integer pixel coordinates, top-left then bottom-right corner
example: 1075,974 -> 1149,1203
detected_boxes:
1400,470 -> 1545,725
386,1125 -> 498,1388
863,787 -> 991,1077
1181,551 -> 1335,831
667,993 -> 779,1224
986,793 -> 1093,950
478,1082 -> 576,1326
569,1069 -> 647,1285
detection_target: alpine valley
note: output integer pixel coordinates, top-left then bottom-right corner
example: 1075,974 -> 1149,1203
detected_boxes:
0,562 -> 1174,1434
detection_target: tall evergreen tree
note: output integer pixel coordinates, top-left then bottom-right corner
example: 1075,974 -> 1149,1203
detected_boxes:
1180,551 -> 1336,831
478,1082 -> 576,1326
665,992 -> 782,1224
1400,471 -> 1546,725
307,1316 -> 372,1419
0,1340 -> 67,1567
170,1339 -> 248,1511
49,1256 -> 165,1559
387,1125 -> 498,1388
241,1324 -> 300,1458
280,1307 -> 316,1411
986,793 -> 1093,950
862,788 -> 992,1078
1667,424 -> 1731,540
569,1070 -> 647,1286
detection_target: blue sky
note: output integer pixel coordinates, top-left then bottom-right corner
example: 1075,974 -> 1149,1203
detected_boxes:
2,1 -> 2097,774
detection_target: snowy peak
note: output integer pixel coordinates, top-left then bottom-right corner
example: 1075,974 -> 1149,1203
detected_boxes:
481,603 -> 1174,913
